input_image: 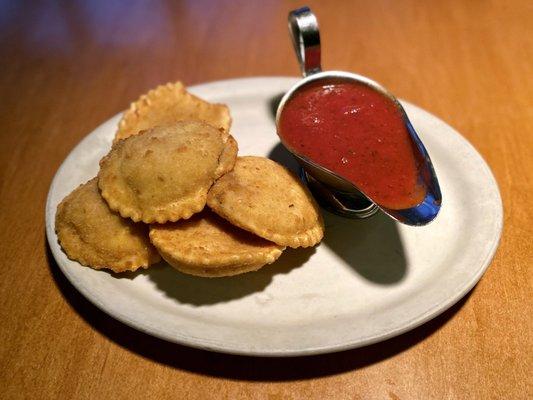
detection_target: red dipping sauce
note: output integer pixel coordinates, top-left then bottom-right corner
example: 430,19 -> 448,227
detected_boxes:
278,79 -> 425,210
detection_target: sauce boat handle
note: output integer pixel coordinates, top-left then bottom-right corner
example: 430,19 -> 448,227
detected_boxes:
288,7 -> 322,77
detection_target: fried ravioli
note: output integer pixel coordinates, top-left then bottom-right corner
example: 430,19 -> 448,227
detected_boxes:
150,210 -> 284,277
207,156 -> 324,248
55,178 -> 160,272
115,81 -> 231,142
99,122 -> 237,224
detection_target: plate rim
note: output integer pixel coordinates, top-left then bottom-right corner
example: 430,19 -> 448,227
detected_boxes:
45,76 -> 503,356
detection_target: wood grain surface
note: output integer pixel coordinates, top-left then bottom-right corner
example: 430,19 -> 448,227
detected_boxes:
1,1 -> 531,399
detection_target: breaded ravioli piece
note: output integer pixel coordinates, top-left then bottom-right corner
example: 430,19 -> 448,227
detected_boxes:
99,122 -> 237,224
207,156 -> 324,248
149,210 -> 284,277
115,81 -> 232,142
55,179 -> 160,272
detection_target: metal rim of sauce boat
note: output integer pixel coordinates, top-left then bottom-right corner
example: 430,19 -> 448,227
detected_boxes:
300,170 -> 380,219
275,6 -> 442,226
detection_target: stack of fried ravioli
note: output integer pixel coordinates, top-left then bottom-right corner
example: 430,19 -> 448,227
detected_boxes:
55,82 -> 324,277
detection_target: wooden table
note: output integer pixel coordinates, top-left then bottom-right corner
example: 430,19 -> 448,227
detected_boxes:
1,1 -> 531,398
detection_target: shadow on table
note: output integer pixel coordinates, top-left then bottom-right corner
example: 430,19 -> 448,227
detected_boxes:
46,243 -> 473,382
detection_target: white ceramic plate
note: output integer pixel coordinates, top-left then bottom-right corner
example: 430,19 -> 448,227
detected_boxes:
45,77 -> 503,356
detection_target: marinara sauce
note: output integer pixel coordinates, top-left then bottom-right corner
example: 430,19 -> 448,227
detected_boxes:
278,79 -> 425,210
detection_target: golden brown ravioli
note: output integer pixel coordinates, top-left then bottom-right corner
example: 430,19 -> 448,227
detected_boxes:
99,122 -> 237,224
115,81 -> 231,142
207,156 -> 324,248
55,178 -> 160,272
150,210 -> 284,277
